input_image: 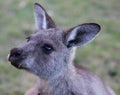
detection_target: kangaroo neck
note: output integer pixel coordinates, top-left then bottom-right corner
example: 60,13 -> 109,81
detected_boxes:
47,64 -> 76,95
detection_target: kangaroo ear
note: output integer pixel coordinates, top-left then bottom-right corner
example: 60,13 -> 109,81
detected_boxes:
65,23 -> 101,48
34,3 -> 56,30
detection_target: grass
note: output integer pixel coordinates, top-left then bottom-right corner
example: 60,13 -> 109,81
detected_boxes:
0,0 -> 120,95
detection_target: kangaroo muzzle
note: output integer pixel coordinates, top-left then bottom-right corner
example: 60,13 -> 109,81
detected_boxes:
8,48 -> 25,69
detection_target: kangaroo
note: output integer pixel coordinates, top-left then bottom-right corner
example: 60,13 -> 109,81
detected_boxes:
8,3 -> 115,95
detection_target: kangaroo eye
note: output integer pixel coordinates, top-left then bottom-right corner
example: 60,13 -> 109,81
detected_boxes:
26,36 -> 31,42
41,44 -> 54,54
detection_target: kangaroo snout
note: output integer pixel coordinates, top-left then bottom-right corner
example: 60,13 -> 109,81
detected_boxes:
9,48 -> 25,69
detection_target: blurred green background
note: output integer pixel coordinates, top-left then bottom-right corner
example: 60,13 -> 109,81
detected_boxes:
0,0 -> 120,95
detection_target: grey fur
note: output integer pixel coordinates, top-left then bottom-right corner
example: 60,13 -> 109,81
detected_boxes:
8,3 -> 115,95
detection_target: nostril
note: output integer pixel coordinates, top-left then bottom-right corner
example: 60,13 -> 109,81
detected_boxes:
13,50 -> 21,57
10,48 -> 23,58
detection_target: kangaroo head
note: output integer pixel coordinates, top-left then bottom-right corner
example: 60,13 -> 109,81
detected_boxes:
8,3 -> 101,79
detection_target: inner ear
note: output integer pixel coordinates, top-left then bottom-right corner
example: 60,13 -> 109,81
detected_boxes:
34,3 -> 56,30
64,23 -> 101,48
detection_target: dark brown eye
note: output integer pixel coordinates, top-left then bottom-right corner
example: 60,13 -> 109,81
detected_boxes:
41,44 -> 54,54
26,36 -> 31,42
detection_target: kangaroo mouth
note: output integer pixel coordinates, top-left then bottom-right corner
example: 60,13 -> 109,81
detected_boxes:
10,61 -> 23,69
10,61 -> 29,70
8,54 -> 20,69
7,54 -> 26,69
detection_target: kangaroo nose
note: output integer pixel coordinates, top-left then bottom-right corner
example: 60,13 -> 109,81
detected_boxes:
9,48 -> 23,63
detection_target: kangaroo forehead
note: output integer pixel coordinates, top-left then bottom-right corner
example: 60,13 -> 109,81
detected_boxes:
32,29 -> 63,41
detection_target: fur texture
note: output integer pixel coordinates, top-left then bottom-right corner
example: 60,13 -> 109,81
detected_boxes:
8,3 -> 115,95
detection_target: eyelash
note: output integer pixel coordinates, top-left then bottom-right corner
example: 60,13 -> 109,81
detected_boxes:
26,36 -> 31,42
41,44 -> 54,54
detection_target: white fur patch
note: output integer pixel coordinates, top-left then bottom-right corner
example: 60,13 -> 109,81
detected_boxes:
34,5 -> 47,30
7,54 -> 10,61
42,12 -> 47,29
67,27 -> 79,42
